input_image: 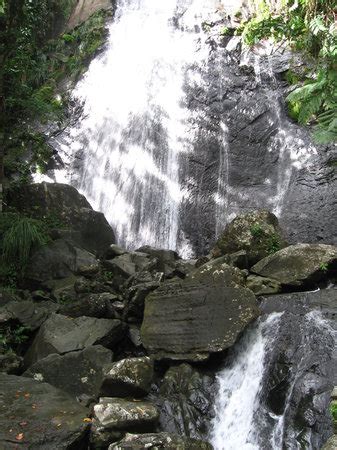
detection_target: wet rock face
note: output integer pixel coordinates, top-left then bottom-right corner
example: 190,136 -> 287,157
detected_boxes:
156,364 -> 216,440
256,291 -> 336,450
0,374 -> 90,449
141,264 -> 259,361
178,41 -> 337,256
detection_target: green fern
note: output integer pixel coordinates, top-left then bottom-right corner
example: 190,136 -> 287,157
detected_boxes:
2,218 -> 48,274
297,95 -> 323,124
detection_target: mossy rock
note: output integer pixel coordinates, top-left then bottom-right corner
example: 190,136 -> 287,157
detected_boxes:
212,210 -> 287,266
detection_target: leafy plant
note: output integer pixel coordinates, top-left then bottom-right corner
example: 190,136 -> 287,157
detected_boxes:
241,0 -> 337,143
2,217 -> 49,275
319,262 -> 328,272
267,234 -> 281,254
250,223 -> 264,237
330,402 -> 337,421
0,324 -> 31,353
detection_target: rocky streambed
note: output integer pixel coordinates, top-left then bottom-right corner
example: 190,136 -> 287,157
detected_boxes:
0,182 -> 336,449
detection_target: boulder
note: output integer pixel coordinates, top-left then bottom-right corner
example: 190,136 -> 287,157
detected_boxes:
105,244 -> 127,259
246,274 -> 281,296
141,264 -> 259,361
322,435 -> 337,450
212,210 -> 287,265
26,239 -> 99,288
24,345 -> 113,399
109,433 -> 214,449
123,279 -> 161,323
103,252 -> 154,289
251,244 -> 337,288
157,364 -> 215,439
91,398 -> 159,447
136,246 -> 179,275
60,292 -> 119,318
8,182 -> 115,255
0,352 -> 23,374
0,374 -> 90,449
24,313 -> 126,367
0,300 -> 59,331
100,357 -> 153,398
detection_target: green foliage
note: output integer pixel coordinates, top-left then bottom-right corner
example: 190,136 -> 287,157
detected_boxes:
101,270 -> 114,282
2,3 -> 109,181
241,0 -> 337,143
287,69 -> 337,143
267,234 -> 281,254
2,216 -> 49,275
319,262 -> 328,272
220,26 -> 232,37
250,223 -> 264,237
0,324 -> 31,354
330,402 -> 337,421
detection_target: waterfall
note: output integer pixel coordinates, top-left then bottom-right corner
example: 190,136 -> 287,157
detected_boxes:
49,0 -> 218,256
210,308 -> 336,450
210,313 -> 282,450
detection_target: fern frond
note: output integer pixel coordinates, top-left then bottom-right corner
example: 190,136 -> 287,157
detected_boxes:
297,95 -> 323,124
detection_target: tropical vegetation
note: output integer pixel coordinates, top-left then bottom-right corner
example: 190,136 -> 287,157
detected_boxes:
241,0 -> 337,143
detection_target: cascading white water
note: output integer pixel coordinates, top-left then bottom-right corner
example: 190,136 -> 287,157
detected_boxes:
50,0 -> 221,256
211,307 -> 336,450
251,51 -> 317,217
211,313 -> 282,450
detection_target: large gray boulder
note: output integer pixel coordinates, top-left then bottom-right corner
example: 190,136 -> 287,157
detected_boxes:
0,300 -> 59,331
8,182 -> 115,255
109,433 -> 213,449
26,239 -> 99,288
24,313 -> 126,367
251,243 -> 337,288
100,357 -> 154,398
24,345 -> 113,399
0,374 -> 90,449
212,210 -> 287,265
141,264 -> 259,361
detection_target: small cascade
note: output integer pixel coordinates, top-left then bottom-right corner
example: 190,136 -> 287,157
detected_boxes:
251,52 -> 317,217
210,313 -> 282,450
211,308 -> 336,450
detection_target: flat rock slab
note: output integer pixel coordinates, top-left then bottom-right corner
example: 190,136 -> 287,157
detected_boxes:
251,244 -> 337,288
109,432 -> 214,449
141,274 -> 259,361
100,356 -> 154,398
0,374 -> 90,449
24,345 -> 113,399
24,313 -> 125,367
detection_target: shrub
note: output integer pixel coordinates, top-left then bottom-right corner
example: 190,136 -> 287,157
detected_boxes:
2,217 -> 49,275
